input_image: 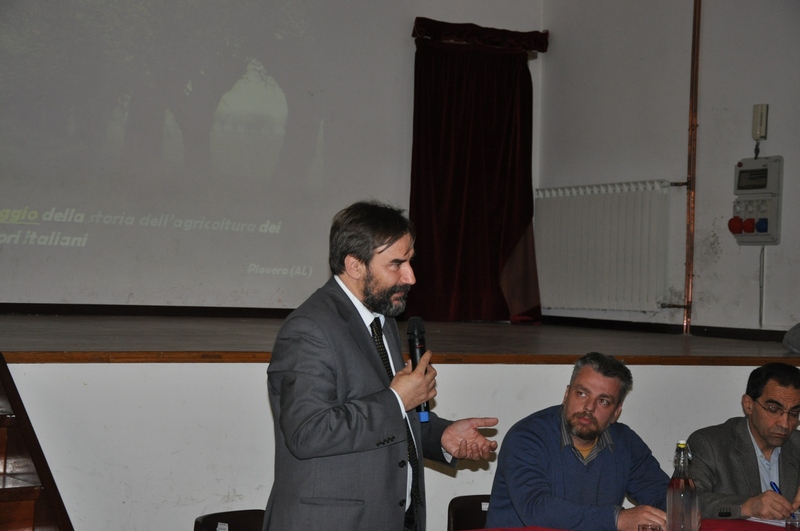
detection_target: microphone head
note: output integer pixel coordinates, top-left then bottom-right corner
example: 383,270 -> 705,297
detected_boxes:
407,316 -> 425,337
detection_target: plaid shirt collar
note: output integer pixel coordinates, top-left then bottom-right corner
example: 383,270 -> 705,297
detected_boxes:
559,405 -> 615,465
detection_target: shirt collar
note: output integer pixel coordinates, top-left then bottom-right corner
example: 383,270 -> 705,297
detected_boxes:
746,419 -> 782,492
559,405 -> 615,462
747,419 -> 781,462
334,274 -> 383,329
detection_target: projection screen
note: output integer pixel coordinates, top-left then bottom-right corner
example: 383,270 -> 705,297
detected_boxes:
1,0 -> 413,309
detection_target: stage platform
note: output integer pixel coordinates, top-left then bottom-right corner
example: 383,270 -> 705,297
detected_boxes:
0,315 -> 794,366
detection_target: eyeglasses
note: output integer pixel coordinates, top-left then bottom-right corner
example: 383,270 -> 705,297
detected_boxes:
754,399 -> 800,421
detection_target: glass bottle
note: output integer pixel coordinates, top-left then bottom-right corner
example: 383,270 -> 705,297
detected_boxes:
666,440 -> 700,531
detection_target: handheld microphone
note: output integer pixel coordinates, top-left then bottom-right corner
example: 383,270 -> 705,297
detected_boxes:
406,316 -> 430,422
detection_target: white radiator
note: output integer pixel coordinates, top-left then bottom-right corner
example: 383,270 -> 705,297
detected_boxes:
534,180 -> 670,311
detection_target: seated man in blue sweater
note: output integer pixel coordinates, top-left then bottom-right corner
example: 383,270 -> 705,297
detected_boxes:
486,352 -> 669,531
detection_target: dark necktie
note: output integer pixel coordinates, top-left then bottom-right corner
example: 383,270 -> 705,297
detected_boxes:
370,317 -> 422,525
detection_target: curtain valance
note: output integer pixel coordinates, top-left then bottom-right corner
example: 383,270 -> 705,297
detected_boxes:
412,17 -> 548,53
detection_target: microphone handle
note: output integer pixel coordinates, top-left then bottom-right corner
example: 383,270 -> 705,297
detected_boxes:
408,334 -> 430,422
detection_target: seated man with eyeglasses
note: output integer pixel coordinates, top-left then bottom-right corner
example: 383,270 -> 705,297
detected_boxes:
687,362 -> 800,521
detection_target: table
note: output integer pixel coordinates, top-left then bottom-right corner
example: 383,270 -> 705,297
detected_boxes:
702,520 -> 784,530
480,519 -> 781,531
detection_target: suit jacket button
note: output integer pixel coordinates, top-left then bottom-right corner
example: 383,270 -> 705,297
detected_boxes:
399,499 -> 406,507
399,460 -> 406,468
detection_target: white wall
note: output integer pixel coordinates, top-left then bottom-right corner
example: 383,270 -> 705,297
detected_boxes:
10,362 -> 750,531
537,0 -> 692,325
537,0 -> 800,331
691,0 -> 800,330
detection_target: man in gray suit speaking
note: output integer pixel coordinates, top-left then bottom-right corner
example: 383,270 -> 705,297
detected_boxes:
687,362 -> 800,521
263,200 -> 498,531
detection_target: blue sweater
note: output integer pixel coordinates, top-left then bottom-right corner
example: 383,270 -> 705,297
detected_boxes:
486,405 -> 669,530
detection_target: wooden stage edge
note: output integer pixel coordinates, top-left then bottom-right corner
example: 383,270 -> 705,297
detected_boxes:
0,315 -> 795,366
3,351 -> 798,367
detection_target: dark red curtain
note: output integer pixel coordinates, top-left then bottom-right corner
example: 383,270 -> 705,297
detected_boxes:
407,27 -> 544,323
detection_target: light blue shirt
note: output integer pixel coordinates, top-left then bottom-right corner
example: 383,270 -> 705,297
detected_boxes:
747,421 -> 782,492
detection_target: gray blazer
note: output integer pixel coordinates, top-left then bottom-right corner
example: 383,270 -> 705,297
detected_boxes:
687,416 -> 800,519
263,277 -> 452,531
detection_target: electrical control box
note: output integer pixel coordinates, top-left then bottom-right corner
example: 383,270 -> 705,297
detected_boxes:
728,156 -> 783,245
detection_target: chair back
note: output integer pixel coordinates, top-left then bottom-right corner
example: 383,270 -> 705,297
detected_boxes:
193,509 -> 265,531
447,494 -> 491,531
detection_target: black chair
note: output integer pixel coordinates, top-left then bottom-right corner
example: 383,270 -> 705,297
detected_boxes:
447,494 -> 491,531
194,509 -> 265,531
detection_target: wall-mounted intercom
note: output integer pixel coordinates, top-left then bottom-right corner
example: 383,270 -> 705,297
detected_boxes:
752,104 -> 768,141
727,155 -> 783,245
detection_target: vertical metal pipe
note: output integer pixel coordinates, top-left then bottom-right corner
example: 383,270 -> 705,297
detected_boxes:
683,0 -> 702,334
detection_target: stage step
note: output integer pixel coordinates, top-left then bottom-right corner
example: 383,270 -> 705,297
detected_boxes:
0,354 -> 73,530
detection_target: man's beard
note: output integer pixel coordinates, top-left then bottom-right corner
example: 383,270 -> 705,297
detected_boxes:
567,411 -> 603,442
362,269 -> 411,317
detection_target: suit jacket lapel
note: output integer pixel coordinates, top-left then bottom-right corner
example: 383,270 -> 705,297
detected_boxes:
780,436 -> 800,494
326,277 -> 394,385
734,417 -> 766,495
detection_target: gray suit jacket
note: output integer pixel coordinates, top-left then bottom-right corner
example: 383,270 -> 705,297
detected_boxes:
263,276 -> 452,531
687,416 -> 800,519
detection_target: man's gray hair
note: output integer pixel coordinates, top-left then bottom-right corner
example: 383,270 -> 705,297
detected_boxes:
570,352 -> 633,403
